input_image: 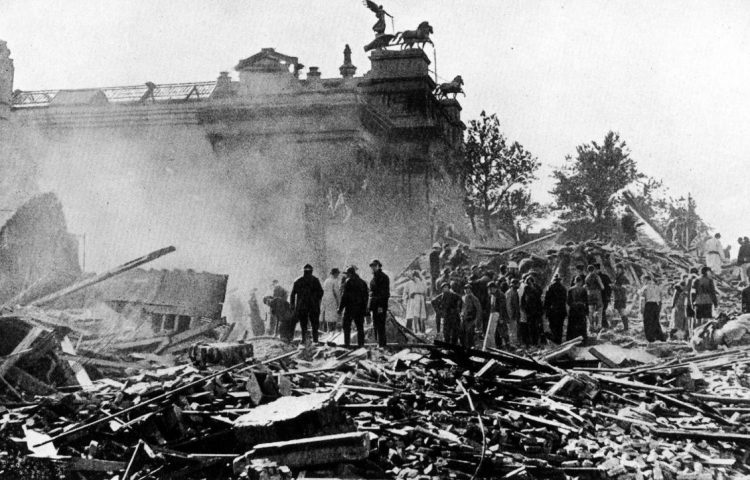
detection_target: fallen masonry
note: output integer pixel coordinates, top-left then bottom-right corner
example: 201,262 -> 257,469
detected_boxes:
0,335 -> 750,479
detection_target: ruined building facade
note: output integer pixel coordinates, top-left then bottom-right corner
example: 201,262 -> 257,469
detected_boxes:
0,42 -> 465,283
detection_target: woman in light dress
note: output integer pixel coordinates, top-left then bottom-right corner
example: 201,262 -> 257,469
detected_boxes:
403,270 -> 428,333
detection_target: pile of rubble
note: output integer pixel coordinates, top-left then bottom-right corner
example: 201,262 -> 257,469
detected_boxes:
3,335 -> 750,479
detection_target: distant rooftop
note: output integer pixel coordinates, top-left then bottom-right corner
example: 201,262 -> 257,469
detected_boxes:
12,81 -> 217,109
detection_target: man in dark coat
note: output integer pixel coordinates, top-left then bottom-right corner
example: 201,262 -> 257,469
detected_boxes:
338,265 -> 369,347
460,283 -> 482,348
544,274 -> 567,344
489,281 -> 510,347
290,264 -> 324,343
520,276 -> 544,346
613,263 -> 630,331
470,273 -> 490,337
368,259 -> 390,347
432,282 -> 462,344
596,263 -> 613,329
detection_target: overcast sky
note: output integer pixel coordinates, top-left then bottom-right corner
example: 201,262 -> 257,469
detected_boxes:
1,0 -> 749,248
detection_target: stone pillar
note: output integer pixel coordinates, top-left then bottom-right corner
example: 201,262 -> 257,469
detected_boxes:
0,40 -> 14,121
307,67 -> 322,89
339,45 -> 357,79
211,71 -> 234,99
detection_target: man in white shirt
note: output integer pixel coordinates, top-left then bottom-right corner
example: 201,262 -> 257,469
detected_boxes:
704,233 -> 725,274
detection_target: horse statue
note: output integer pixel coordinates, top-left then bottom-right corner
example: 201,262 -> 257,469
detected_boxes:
435,75 -> 464,99
394,21 -> 433,50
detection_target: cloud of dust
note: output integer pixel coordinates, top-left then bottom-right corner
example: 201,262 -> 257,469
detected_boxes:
2,121 -> 312,321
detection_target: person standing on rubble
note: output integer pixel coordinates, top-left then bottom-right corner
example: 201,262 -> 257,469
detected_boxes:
737,237 -> 750,284
433,282 -> 462,344
640,275 -> 666,342
320,268 -> 342,333
248,289 -> 266,337
613,264 -> 630,332
488,281 -> 510,348
544,274 -> 567,344
693,266 -> 718,327
290,264 -> 324,344
338,266 -> 369,347
704,233 -> 725,275
505,278 -> 521,346
596,263 -> 613,329
368,259 -> 390,348
271,279 -> 288,301
685,267 -> 699,333
520,276 -> 543,346
567,275 -> 589,341
263,295 -> 295,342
460,283 -> 482,348
670,282 -> 688,339
585,265 -> 605,333
403,270 -> 428,333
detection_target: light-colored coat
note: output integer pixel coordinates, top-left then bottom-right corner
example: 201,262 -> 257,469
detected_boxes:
403,278 -> 428,320
321,276 -> 341,323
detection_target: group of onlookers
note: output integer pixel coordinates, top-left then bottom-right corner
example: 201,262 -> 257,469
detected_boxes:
255,235 -> 741,349
262,260 -> 391,348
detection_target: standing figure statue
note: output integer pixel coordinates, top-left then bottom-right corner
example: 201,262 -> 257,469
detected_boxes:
364,0 -> 392,36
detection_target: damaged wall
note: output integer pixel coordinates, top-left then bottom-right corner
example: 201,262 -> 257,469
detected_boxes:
1,45 -> 467,319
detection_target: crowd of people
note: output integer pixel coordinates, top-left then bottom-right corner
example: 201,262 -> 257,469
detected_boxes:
251,234 -> 745,349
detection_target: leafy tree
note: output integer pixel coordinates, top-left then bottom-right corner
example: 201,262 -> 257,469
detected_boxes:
550,131 -> 642,237
463,111 -> 540,239
493,189 -> 548,242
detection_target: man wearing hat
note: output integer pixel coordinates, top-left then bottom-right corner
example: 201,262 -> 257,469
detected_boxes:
544,274 -> 568,344
368,259 -> 390,347
432,281 -> 462,344
290,264 -> 324,344
429,242 -> 442,293
338,266 -> 369,347
460,283 -> 482,348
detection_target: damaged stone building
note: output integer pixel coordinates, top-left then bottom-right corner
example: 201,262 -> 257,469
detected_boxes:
0,39 -> 466,279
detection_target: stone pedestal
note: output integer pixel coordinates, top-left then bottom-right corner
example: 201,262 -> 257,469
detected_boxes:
367,48 -> 430,80
439,98 -> 462,124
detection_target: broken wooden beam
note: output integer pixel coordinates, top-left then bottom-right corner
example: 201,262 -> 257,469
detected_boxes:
653,428 -> 750,445
233,432 -> 370,473
27,246 -> 176,307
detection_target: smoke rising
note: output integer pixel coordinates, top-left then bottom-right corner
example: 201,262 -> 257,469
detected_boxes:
1,120 -> 313,321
